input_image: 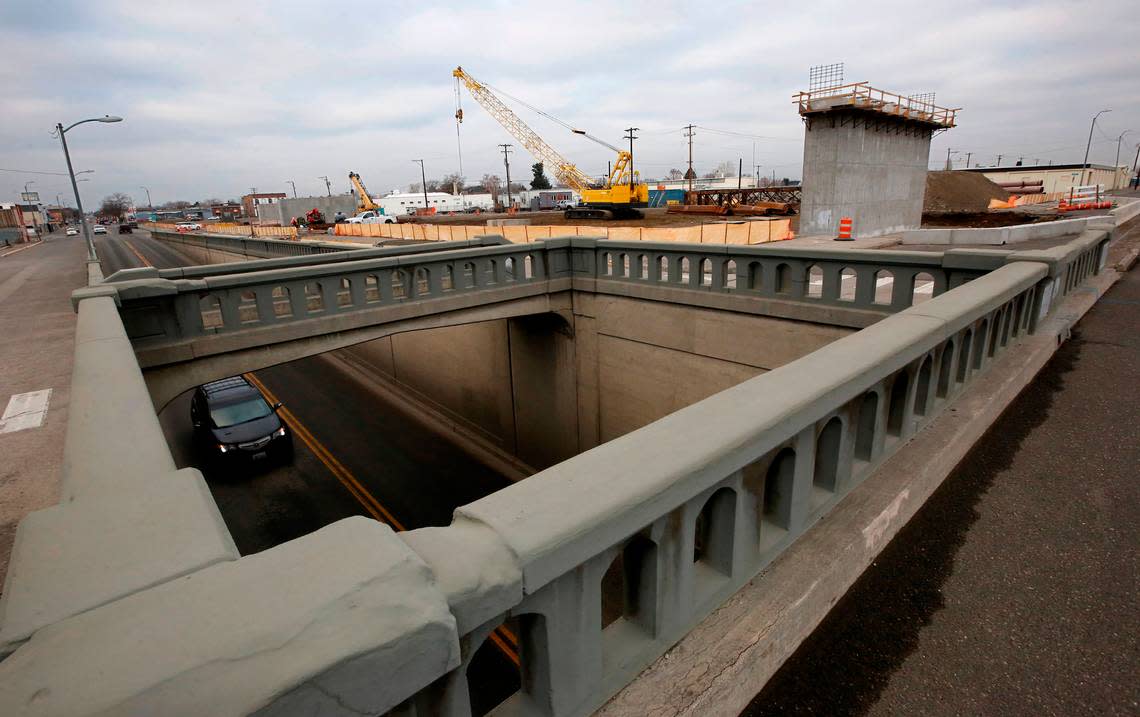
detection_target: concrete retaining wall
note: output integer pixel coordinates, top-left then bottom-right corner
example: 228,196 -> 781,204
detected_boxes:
901,216 -> 1093,245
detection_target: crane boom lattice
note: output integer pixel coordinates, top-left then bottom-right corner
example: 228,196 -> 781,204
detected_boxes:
453,67 -> 594,193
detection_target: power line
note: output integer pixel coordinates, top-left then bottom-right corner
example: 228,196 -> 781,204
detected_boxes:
0,167 -> 69,176
695,126 -> 800,141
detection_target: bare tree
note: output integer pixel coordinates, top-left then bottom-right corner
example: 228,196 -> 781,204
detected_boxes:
714,161 -> 737,177
439,173 -> 465,195
99,192 -> 132,220
667,168 -> 684,181
481,174 -> 502,203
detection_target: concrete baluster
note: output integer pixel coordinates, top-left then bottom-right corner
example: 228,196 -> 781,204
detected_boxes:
513,566 -> 604,716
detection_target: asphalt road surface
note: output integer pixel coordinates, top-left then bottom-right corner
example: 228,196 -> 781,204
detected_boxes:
96,229 -> 521,713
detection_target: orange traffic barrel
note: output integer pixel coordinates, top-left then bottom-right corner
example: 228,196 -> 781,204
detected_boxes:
835,216 -> 854,241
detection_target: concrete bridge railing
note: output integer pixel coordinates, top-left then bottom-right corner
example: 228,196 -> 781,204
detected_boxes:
0,226 -> 1113,716
111,237 -> 1011,393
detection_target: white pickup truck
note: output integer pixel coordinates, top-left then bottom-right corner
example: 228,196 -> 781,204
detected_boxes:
344,210 -> 397,225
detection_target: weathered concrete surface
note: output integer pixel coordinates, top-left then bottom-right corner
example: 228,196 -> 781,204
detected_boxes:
0,518 -> 460,717
0,235 -> 87,589
800,112 -> 933,238
341,292 -> 852,470
0,467 -> 236,651
581,294 -> 852,444
748,231 -> 1140,716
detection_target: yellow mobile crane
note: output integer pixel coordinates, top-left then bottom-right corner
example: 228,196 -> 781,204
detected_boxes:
453,66 -> 648,219
348,171 -> 379,214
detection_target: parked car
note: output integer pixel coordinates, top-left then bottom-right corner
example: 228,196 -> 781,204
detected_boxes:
118,224 -> 133,234
345,210 -> 397,225
191,376 -> 293,468
65,227 -> 79,236
92,225 -> 107,235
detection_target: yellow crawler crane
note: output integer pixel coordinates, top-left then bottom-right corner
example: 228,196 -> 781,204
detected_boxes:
348,171 -> 379,214
453,66 -> 648,219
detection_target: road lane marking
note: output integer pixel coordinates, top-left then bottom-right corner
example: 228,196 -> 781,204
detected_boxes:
0,241 -> 44,258
0,389 -> 52,434
124,240 -> 153,267
243,372 -> 405,530
244,371 -> 521,666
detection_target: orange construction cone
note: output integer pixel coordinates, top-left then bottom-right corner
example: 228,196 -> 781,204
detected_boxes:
835,216 -> 854,241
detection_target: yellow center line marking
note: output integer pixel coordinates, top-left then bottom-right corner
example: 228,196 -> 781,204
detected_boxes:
244,372 -> 405,531
489,630 -> 521,667
244,370 -> 520,666
124,240 -> 153,267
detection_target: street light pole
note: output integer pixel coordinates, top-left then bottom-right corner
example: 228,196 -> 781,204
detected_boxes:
285,180 -> 297,198
1081,109 -> 1111,186
412,160 -> 428,210
55,115 -> 122,260
1112,130 -> 1131,190
23,180 -> 35,196
318,176 -> 331,197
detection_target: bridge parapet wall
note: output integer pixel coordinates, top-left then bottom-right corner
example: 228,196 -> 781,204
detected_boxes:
0,228 -> 1112,716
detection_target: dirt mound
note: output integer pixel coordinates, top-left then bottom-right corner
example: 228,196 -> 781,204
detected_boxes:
924,171 -> 1010,213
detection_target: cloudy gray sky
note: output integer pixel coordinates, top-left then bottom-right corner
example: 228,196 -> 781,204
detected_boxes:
3,0 -> 1137,207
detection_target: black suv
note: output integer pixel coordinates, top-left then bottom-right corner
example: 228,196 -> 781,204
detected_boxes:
191,376 -> 293,467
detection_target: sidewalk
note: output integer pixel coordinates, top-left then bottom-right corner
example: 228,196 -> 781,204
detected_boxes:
0,233 -> 89,587
746,223 -> 1140,715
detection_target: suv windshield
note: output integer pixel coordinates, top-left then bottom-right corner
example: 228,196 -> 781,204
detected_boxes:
210,397 -> 272,428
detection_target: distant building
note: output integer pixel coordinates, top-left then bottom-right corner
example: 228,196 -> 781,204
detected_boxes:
46,206 -> 80,225
962,163 -> 1130,194
241,192 -> 287,221
210,203 -> 243,221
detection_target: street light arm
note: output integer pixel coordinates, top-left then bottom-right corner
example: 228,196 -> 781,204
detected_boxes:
61,116 -> 123,134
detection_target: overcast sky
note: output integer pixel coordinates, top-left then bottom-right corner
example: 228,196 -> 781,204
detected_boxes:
3,0 -> 1137,207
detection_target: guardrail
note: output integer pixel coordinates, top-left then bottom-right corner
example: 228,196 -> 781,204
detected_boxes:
0,227 -> 1113,716
793,81 -> 959,127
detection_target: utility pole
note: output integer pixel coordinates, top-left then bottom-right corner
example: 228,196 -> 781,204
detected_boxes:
738,158 -> 743,189
498,144 -> 513,210
412,159 -> 428,210
624,126 -> 639,191
755,164 -> 762,187
996,154 -> 1002,166
249,187 -> 256,236
684,124 -> 696,193
285,180 -> 297,198
318,176 -> 331,196
1082,109 -> 1111,185
965,152 -> 972,168
945,148 -> 960,170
